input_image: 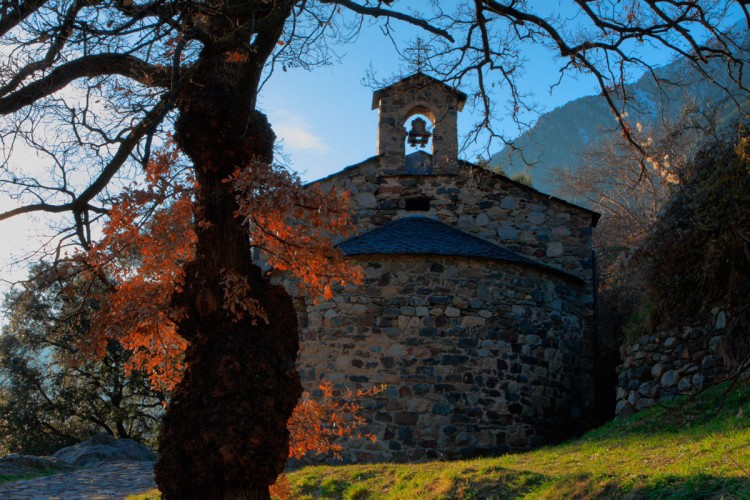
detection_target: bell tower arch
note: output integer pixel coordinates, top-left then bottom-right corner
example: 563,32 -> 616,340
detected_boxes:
371,73 -> 467,174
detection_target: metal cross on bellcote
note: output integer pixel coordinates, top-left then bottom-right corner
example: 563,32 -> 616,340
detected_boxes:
405,37 -> 431,73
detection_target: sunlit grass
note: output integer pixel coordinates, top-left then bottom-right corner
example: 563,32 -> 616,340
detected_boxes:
288,380 -> 750,499
127,491 -> 161,500
128,379 -> 750,499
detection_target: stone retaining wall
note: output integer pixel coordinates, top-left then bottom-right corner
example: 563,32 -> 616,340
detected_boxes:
616,310 -> 740,416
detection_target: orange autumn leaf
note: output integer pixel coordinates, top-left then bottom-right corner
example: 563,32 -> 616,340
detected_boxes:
228,161 -> 363,302
285,381 -> 384,461
84,148 -> 362,395
85,144 -> 194,393
225,51 -> 249,63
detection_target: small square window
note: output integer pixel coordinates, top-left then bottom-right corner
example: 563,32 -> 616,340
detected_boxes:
404,197 -> 431,211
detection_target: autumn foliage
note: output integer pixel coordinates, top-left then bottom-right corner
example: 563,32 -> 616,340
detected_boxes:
287,381 -> 383,460
62,143 -> 372,482
229,162 -> 361,301
271,381 -> 384,499
83,147 -> 195,393
74,144 -> 361,395
5,140 -> 373,496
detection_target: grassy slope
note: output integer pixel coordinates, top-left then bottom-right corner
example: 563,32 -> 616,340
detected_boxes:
288,380 -> 750,499
129,380 -> 750,499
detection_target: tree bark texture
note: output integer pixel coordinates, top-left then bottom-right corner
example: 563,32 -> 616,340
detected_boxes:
154,49 -> 302,499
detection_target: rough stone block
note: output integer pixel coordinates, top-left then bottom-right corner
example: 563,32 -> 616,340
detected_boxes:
660,370 -> 678,387
498,225 -> 518,240
715,310 -> 727,330
528,211 -> 546,225
500,196 -> 518,210
445,306 -> 461,318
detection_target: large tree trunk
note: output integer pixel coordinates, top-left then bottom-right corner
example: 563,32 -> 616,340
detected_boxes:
154,48 -> 302,499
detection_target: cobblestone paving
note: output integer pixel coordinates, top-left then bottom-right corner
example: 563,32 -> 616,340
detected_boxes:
0,461 -> 156,499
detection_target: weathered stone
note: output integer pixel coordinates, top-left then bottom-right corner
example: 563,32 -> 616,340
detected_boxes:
442,354 -> 470,365
616,386 -> 627,400
627,390 -> 637,406
636,397 -> 655,411
615,400 -> 630,416
715,310 -> 726,330
702,355 -> 714,369
355,192 -> 377,208
0,454 -> 76,477
500,196 -> 518,210
528,211 -> 545,225
461,316 -> 486,328
677,377 -> 692,393
498,225 -> 517,240
53,435 -> 156,467
393,411 -> 419,425
444,306 -> 461,318
660,370 -> 678,387
709,336 -> 723,351
546,242 -> 564,258
638,382 -> 653,396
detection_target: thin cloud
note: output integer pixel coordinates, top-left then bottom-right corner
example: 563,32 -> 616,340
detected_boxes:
274,114 -> 330,154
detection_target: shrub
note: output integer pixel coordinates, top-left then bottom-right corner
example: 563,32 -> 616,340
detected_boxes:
639,126 -> 750,330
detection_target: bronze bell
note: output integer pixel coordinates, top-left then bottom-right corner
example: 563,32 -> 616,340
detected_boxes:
407,117 -> 431,148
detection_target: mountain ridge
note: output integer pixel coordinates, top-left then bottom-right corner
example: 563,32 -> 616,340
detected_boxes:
489,28 -> 749,196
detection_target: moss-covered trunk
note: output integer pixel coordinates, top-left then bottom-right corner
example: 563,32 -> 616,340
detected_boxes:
154,44 -> 302,499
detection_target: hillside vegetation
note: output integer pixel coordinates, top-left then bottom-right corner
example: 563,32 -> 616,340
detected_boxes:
128,379 -> 750,499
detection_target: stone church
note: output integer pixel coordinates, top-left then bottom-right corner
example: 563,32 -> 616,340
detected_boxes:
277,73 -> 600,462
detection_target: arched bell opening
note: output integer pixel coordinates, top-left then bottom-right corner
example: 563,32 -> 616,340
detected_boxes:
403,105 -> 436,157
402,109 -> 435,175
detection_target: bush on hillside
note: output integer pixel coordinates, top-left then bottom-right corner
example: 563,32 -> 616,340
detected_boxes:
637,126 -> 750,335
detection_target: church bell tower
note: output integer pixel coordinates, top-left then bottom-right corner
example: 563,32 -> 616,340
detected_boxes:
371,73 -> 467,175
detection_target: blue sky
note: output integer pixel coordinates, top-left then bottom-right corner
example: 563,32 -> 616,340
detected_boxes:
258,0 -> 740,183
260,6 -> 603,182
0,1 -> 744,295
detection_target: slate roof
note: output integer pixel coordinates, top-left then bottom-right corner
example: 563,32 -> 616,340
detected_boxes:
338,216 -> 582,283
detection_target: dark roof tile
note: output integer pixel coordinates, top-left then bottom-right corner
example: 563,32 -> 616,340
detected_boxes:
338,216 -> 582,282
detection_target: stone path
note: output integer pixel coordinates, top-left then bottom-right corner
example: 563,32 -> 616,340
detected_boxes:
0,460 -> 156,499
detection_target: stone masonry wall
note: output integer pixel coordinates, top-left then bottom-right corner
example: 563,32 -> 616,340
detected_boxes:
616,309 -> 740,416
292,255 -> 592,462
316,159 -> 596,283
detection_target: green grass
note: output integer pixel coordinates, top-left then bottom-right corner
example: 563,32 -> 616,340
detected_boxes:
287,380 -> 750,499
129,379 -> 750,499
0,470 -> 55,486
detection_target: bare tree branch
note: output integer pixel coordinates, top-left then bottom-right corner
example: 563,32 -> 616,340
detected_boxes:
0,54 -> 172,114
0,0 -> 47,37
321,0 -> 454,42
